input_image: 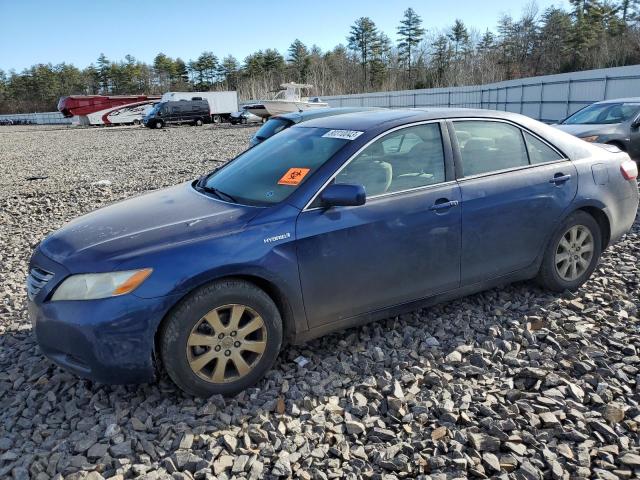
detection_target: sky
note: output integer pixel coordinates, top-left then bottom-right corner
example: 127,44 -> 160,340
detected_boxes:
1,0 -> 569,72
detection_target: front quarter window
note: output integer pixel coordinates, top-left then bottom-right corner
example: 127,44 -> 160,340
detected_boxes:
202,127 -> 351,206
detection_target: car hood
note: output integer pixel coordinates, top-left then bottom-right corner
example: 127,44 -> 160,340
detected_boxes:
553,123 -> 619,137
39,181 -> 261,272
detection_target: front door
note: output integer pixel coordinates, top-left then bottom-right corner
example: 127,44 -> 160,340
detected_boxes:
450,120 -> 578,285
296,122 -> 462,328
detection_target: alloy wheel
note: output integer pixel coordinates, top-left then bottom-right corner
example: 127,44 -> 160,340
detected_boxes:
554,224 -> 594,282
186,304 -> 267,383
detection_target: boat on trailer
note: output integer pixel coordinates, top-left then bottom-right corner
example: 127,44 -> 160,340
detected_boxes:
245,83 -> 328,118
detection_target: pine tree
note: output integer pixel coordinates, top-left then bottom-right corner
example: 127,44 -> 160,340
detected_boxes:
96,53 -> 110,93
347,17 -> 379,87
448,19 -> 470,58
287,39 -> 310,82
397,8 -> 425,81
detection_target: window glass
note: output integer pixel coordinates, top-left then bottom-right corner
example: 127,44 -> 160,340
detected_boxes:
203,127 -> 350,206
453,121 -> 528,176
562,103 -> 640,125
335,123 -> 445,197
524,132 -> 563,164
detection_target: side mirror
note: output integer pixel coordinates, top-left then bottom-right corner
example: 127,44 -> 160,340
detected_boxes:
320,184 -> 366,208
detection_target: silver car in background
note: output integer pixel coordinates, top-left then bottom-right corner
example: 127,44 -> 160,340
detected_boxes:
554,98 -> 640,162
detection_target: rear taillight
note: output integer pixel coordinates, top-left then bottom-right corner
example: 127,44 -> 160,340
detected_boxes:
620,160 -> 638,180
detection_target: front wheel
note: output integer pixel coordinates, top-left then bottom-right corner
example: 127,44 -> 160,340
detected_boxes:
536,211 -> 602,292
159,280 -> 283,397
212,115 -> 222,124
154,120 -> 163,129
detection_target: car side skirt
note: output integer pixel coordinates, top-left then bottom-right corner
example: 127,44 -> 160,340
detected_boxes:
291,262 -> 540,345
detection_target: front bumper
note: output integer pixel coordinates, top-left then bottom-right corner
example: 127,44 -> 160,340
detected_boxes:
28,249 -> 180,384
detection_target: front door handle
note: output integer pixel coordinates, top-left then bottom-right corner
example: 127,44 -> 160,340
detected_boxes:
429,199 -> 460,211
549,174 -> 571,184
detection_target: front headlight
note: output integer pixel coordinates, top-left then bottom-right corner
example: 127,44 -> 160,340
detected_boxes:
51,268 -> 152,301
580,135 -> 599,143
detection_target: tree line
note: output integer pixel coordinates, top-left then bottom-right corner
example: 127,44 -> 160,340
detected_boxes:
1,0 -> 639,114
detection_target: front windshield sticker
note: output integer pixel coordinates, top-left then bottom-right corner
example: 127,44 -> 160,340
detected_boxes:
278,168 -> 310,186
322,129 -> 364,140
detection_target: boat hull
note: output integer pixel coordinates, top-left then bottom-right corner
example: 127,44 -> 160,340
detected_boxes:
260,100 -> 329,118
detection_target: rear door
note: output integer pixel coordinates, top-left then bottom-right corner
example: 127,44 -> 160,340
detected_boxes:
450,119 -> 578,285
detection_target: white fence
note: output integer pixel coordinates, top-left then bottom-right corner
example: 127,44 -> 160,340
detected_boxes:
323,64 -> 640,123
0,112 -> 71,125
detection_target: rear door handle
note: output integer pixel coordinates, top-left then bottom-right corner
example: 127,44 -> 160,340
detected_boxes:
549,174 -> 571,184
429,199 -> 459,211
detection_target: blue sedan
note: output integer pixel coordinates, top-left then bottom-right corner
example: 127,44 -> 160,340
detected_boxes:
28,109 -> 639,397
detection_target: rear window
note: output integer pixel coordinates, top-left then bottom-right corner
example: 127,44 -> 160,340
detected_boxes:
254,117 -> 294,142
453,121 -> 529,176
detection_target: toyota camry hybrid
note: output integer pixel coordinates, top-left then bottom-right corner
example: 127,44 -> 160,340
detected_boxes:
28,109 -> 639,397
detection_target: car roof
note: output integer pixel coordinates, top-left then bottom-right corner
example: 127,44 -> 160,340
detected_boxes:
594,97 -> 640,104
294,107 -> 540,130
293,107 -> 597,161
275,107 -> 381,124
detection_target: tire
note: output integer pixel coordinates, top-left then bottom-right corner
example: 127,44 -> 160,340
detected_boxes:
155,120 -> 163,129
536,211 -> 602,292
132,119 -> 140,126
159,279 -> 283,397
241,117 -> 247,125
195,118 -> 203,127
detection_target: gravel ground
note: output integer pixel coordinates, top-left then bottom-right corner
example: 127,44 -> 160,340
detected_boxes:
1,124 -> 639,480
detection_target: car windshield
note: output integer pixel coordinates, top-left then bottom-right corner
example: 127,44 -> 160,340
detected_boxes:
202,127 -> 352,206
562,103 -> 640,125
253,117 -> 294,141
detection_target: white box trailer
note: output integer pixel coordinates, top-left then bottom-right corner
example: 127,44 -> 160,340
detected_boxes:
161,91 -> 238,123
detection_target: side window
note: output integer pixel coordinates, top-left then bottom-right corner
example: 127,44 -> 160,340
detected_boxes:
524,132 -> 563,164
335,123 -> 445,197
453,121 -> 528,176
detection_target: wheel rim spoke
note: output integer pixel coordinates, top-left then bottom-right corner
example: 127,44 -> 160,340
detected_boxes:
189,349 -> 217,373
231,352 -> 251,376
558,260 -> 571,277
203,310 -> 225,333
556,252 -> 571,263
212,357 -> 229,382
237,316 -> 264,339
228,305 -> 245,330
559,237 -> 571,251
187,333 -> 216,347
241,340 -> 267,354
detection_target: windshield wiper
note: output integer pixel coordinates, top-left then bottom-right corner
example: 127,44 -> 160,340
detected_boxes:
198,184 -> 238,203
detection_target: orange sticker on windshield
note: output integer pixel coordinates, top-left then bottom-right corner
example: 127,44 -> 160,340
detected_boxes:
278,168 -> 310,186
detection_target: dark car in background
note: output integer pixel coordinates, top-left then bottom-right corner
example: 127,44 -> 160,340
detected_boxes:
28,108 -> 638,397
144,99 -> 210,129
249,107 -> 381,147
554,98 -> 640,161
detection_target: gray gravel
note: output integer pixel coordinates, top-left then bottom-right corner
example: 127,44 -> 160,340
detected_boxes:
1,124 -> 639,480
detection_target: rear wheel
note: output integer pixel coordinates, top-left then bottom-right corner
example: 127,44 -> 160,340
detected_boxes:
159,280 -> 283,397
155,120 -> 163,129
212,115 -> 222,124
132,119 -> 140,126
195,118 -> 203,127
537,211 -> 602,291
